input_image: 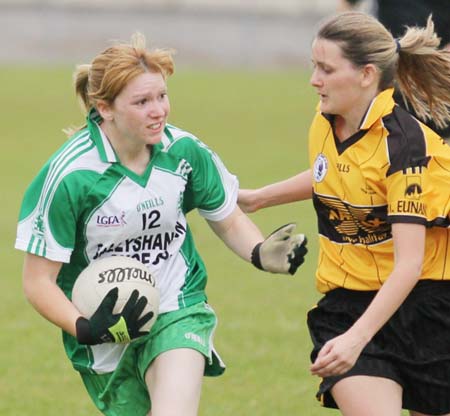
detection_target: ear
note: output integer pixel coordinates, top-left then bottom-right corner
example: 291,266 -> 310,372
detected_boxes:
96,100 -> 114,121
360,64 -> 378,88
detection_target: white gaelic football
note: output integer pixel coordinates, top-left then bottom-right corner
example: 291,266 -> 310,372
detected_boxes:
72,256 -> 159,333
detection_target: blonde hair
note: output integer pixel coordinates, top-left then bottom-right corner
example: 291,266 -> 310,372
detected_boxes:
66,33 -> 175,135
317,12 -> 450,130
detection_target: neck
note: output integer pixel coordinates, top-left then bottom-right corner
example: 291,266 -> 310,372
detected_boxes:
334,115 -> 360,142
101,122 -> 150,175
335,89 -> 379,142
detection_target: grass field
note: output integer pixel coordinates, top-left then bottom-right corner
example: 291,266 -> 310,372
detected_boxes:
1,66 -> 329,415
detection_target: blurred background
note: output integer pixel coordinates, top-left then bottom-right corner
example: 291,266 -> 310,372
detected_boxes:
1,1 -> 373,416
0,0 -> 372,67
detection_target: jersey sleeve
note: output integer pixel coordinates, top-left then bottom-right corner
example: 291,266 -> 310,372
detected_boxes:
169,136 -> 238,221
15,164 -> 78,263
385,164 -> 430,225
383,108 -> 434,225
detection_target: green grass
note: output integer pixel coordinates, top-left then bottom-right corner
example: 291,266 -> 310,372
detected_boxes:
1,66 -> 326,415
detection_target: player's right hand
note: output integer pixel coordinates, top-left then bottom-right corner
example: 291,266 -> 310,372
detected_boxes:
76,287 -> 154,345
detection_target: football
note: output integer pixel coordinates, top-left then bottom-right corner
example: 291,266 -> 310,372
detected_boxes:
72,256 -> 159,335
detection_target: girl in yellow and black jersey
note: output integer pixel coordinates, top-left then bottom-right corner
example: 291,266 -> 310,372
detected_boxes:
239,11 -> 450,416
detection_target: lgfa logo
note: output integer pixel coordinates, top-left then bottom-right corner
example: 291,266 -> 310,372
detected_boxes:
96,211 -> 127,227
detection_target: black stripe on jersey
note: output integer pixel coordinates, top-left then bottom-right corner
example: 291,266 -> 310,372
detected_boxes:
388,215 -> 450,227
334,129 -> 368,155
384,106 -> 431,177
313,193 -> 391,245
322,113 -> 368,155
387,215 -> 427,225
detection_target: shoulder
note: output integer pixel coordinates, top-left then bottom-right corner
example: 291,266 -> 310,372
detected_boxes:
46,129 -> 99,169
382,106 -> 430,176
28,128 -> 109,197
160,124 -> 215,163
162,124 -> 207,151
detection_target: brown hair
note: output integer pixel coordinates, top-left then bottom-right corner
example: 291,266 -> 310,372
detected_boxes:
316,12 -> 450,129
75,32 -> 174,111
66,33 -> 174,135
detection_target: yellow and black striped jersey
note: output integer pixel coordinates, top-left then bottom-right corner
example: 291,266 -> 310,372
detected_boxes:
309,88 -> 450,292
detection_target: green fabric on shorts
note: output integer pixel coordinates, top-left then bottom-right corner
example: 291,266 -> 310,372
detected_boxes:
80,302 -> 225,416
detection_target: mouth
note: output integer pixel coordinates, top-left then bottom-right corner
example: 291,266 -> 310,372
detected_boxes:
148,122 -> 163,131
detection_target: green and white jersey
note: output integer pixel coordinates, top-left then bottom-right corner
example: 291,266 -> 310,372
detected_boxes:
15,110 -> 238,374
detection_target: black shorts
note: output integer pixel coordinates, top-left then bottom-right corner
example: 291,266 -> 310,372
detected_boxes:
307,280 -> 450,415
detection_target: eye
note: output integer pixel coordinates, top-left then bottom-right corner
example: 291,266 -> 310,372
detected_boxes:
134,97 -> 148,106
319,63 -> 333,74
159,92 -> 167,100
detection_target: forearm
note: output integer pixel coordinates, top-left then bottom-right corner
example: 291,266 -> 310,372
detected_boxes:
26,279 -> 81,336
349,264 -> 421,342
240,169 -> 312,213
349,223 -> 425,342
259,169 -> 313,207
23,254 -> 81,336
207,208 -> 264,262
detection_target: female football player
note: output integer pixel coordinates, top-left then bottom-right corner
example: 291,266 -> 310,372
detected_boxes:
239,11 -> 450,416
15,33 -> 307,416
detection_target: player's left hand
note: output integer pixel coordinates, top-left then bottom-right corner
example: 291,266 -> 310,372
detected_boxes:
310,330 -> 367,377
251,223 -> 307,275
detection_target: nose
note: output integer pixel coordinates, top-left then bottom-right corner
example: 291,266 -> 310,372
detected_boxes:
148,101 -> 167,118
310,68 -> 322,88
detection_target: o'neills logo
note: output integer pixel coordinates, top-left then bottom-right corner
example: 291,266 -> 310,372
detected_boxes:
98,267 -> 155,286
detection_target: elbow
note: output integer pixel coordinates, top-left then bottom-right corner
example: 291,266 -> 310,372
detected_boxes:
411,264 -> 423,281
398,259 -> 423,282
22,276 -> 35,305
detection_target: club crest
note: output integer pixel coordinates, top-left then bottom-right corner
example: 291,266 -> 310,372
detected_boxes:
313,153 -> 328,183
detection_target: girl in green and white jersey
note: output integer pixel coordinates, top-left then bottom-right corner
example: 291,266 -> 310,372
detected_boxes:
15,33 -> 307,416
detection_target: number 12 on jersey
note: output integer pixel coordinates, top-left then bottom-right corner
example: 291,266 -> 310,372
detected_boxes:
142,210 -> 161,231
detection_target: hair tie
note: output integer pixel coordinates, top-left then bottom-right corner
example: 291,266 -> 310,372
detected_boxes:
395,38 -> 402,53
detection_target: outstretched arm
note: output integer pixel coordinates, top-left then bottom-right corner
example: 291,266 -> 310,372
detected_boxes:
207,206 -> 264,262
207,206 -> 307,275
238,169 -> 313,213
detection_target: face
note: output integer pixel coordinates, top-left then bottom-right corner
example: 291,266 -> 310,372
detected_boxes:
310,38 -> 367,117
102,71 -> 170,146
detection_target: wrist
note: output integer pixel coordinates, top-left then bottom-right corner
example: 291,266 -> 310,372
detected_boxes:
76,316 -> 95,345
348,323 -> 373,345
251,242 -> 264,271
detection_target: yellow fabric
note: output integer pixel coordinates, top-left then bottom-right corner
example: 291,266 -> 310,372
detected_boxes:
309,88 -> 450,292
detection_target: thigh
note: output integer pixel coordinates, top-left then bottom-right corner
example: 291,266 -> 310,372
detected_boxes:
332,376 -> 403,416
136,302 -> 225,381
145,348 -> 205,416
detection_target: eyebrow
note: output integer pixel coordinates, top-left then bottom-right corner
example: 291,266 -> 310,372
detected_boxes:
130,88 -> 167,99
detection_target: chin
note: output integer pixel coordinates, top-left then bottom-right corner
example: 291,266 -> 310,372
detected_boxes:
146,135 -> 163,145
320,102 -> 336,115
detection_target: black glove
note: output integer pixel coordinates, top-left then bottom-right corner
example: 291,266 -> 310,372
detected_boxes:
76,287 -> 154,345
251,223 -> 307,275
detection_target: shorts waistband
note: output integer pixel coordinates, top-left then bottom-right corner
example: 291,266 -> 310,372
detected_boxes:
325,279 -> 450,302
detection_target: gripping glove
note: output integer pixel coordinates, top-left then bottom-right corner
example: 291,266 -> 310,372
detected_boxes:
251,223 -> 307,275
76,287 -> 154,345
